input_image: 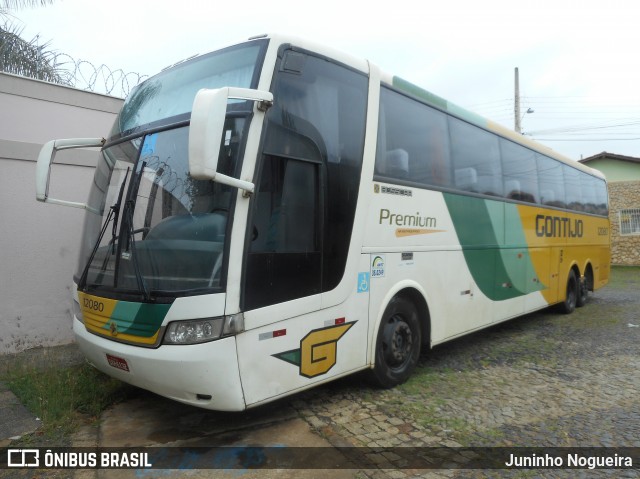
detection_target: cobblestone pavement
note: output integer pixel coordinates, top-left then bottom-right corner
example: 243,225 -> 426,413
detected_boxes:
288,268 -> 640,478
2,269 -> 638,478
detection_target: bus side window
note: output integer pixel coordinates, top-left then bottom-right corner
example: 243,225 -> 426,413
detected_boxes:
385,149 -> 410,179
244,156 -> 321,310
582,175 -> 599,215
375,87 -> 452,189
563,164 -> 584,212
500,138 -> 539,204
537,154 -> 566,209
449,116 -> 503,197
268,158 -> 317,252
594,178 -> 609,216
454,167 -> 477,190
257,49 -> 367,296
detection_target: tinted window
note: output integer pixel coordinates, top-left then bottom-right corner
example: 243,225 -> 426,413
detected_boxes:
449,117 -> 502,197
250,157 -> 319,253
373,85 -> 608,219
375,88 -> 452,188
245,156 -> 321,309
267,51 -> 367,292
537,154 -> 566,208
563,165 -> 583,211
244,50 -> 367,309
594,178 -> 609,216
581,175 -> 609,217
581,175 -> 599,214
500,139 -> 539,204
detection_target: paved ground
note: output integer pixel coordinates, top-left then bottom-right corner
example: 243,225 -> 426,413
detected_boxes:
288,268 -> 640,478
2,267 -> 639,478
72,398 -> 358,479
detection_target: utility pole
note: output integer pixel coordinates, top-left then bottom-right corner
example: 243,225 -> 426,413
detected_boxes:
514,67 -> 521,134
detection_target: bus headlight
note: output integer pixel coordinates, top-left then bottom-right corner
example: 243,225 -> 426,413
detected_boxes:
162,313 -> 245,345
163,318 -> 224,345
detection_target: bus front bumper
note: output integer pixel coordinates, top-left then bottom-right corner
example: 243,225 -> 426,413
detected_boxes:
73,318 -> 246,411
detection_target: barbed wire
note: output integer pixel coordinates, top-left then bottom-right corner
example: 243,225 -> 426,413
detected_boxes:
53,53 -> 148,98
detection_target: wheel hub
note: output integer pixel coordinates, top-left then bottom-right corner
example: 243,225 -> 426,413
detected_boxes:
384,319 -> 413,366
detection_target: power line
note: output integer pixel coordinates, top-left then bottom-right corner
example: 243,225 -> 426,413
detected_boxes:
529,120 -> 640,136
536,137 -> 640,141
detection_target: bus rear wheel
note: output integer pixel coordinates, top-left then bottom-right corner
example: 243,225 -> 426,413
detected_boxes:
576,268 -> 592,308
369,296 -> 421,388
558,269 -> 578,314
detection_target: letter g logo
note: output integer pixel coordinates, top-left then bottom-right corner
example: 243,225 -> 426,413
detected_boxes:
273,322 -> 356,378
300,323 -> 355,378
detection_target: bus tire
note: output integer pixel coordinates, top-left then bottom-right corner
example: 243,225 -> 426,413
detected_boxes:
576,276 -> 588,308
558,269 -> 578,314
369,296 -> 421,388
576,268 -> 592,308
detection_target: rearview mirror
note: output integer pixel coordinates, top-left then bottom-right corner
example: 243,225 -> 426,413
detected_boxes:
36,137 -> 105,211
188,87 -> 273,195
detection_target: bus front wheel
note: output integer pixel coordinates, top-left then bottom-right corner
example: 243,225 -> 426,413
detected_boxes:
558,269 -> 578,314
369,296 -> 421,388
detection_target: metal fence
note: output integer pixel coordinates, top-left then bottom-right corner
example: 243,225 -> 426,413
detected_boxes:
54,54 -> 148,98
619,208 -> 640,235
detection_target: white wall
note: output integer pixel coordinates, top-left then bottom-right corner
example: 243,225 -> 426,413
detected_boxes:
0,73 -> 123,354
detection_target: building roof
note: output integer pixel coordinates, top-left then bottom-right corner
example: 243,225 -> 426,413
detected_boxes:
580,152 -> 640,165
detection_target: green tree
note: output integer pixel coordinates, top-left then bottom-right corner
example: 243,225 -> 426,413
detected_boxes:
0,0 -> 69,83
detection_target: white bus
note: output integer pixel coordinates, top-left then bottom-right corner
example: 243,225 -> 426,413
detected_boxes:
36,34 -> 610,411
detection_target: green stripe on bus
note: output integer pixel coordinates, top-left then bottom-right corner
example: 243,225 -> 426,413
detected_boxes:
443,193 -> 545,301
106,301 -> 171,338
392,77 -> 488,128
392,77 -> 447,110
447,103 -> 489,129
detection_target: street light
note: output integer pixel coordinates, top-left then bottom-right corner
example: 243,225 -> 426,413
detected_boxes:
520,108 -> 534,135
514,67 -> 534,134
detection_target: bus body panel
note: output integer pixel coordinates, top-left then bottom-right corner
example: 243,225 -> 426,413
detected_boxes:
237,255 -> 371,407
74,319 -> 246,411
363,181 -> 611,346
164,292 -> 227,322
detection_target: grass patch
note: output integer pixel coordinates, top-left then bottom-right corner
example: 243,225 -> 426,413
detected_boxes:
401,367 -> 478,399
608,265 -> 640,288
389,367 -> 482,440
3,363 -> 134,444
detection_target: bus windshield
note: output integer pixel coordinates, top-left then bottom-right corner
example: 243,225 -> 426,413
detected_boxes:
77,122 -> 244,300
75,40 -> 267,300
110,40 -> 266,137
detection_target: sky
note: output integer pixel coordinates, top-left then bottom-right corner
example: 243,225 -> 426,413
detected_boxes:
11,0 -> 640,161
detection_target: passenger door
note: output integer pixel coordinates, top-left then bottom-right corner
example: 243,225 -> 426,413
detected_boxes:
243,155 -> 322,310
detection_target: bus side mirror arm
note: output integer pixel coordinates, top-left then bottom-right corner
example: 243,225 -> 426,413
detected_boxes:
188,87 -> 274,196
36,137 -> 105,213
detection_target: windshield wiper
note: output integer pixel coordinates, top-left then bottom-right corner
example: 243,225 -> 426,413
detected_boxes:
78,167 -> 130,290
123,197 -> 150,301
109,167 -> 130,255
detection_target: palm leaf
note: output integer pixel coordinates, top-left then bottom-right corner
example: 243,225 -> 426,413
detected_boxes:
0,21 -> 70,84
1,0 -> 55,11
